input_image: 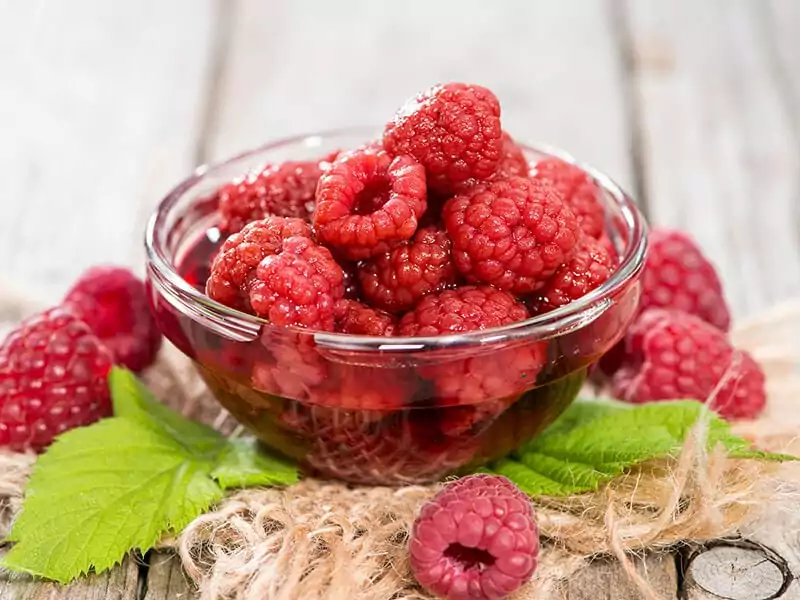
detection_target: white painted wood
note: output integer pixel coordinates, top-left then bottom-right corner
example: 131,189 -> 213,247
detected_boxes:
0,0 -> 216,300
207,0 -> 634,194
765,0 -> 800,129
625,0 -> 800,319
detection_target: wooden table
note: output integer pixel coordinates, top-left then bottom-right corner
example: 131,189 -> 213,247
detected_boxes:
2,1 -> 799,598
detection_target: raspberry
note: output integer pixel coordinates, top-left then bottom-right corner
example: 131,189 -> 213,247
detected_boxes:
496,132 -> 528,177
313,146 -> 428,260
334,299 -> 397,336
0,307 -> 114,451
400,287 -> 544,404
312,364 -> 411,411
358,225 -> 459,313
248,236 -> 344,330
443,177 -> 580,293
64,266 -> 162,372
640,228 -> 731,331
438,396 -> 520,437
383,83 -> 503,195
611,310 -> 766,420
283,408 -> 477,485
218,153 -> 337,233
206,217 -> 312,312
252,335 -> 329,401
399,286 -> 528,337
529,235 -> 615,314
530,157 -> 605,239
410,474 -> 539,600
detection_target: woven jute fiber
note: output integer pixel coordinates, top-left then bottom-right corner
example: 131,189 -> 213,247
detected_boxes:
1,289 -> 799,600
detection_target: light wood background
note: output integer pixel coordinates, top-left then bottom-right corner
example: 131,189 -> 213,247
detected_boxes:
1,0 -> 799,598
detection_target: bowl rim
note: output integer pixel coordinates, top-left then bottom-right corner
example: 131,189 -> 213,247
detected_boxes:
145,127 -> 648,351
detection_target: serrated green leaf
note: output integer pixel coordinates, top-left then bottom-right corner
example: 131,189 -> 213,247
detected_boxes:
108,367 -> 224,455
4,370 -> 300,583
211,438 -> 298,489
3,418 -> 223,583
486,398 -> 797,498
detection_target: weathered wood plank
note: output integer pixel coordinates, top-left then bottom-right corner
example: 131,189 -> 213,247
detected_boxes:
764,0 -> 800,134
0,554 -> 139,600
624,0 -> 800,319
0,0 -> 216,299
207,0 -> 634,193
563,553 -> 678,600
143,552 -> 196,600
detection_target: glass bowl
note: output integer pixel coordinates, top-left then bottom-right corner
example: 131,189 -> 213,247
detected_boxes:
144,129 -> 648,485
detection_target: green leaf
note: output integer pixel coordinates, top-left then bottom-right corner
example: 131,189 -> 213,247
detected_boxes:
108,366 -> 224,455
485,398 -> 797,498
3,418 -> 223,582
211,438 -> 299,489
4,369 -> 300,583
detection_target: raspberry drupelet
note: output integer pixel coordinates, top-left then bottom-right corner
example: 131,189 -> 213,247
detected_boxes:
530,157 -> 605,239
443,176 -> 581,294
313,146 -> 428,260
218,152 -> 338,233
206,216 -> 313,312
358,225 -> 459,314
383,83 -> 503,195
410,474 -> 539,600
334,299 -> 397,336
0,307 -> 114,452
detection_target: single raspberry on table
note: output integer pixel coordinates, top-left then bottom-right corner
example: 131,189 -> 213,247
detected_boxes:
443,176 -> 580,294
530,157 -> 605,239
64,266 -> 161,372
410,474 -> 539,600
334,299 -> 397,336
249,236 -> 344,330
383,83 -> 503,195
400,286 -> 545,405
218,152 -> 338,233
528,235 -> 615,314
205,216 -> 313,312
313,146 -> 428,260
611,310 -> 766,420
640,228 -> 731,331
358,225 -> 459,313
0,307 -> 114,451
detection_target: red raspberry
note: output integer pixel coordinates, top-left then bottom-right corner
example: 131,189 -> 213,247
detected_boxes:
496,132 -> 528,177
529,235 -> 615,313
530,158 -> 605,239
383,83 -> 503,195
410,474 -> 539,600
206,217 -> 313,312
312,364 -> 411,411
64,266 -> 161,372
0,307 -> 114,451
252,335 -> 329,401
249,236 -> 344,330
358,225 -> 459,313
443,177 -> 580,294
611,310 -> 766,420
334,299 -> 397,336
313,146 -> 428,260
640,228 -> 731,331
400,287 -> 545,405
283,408 -> 477,485
218,153 -> 337,233
438,396 -> 520,437
399,286 -> 528,337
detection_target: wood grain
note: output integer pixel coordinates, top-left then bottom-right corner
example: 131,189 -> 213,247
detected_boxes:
624,0 -> 800,319
143,552 -> 196,600
0,555 -> 139,600
206,0 -> 634,193
563,553 -> 678,600
0,0 -> 216,299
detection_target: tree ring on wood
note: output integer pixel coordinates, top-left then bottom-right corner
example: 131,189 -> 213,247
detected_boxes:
685,538 -> 792,600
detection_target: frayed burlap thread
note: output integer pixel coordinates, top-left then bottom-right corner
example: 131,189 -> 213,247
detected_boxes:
1,291 -> 800,599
